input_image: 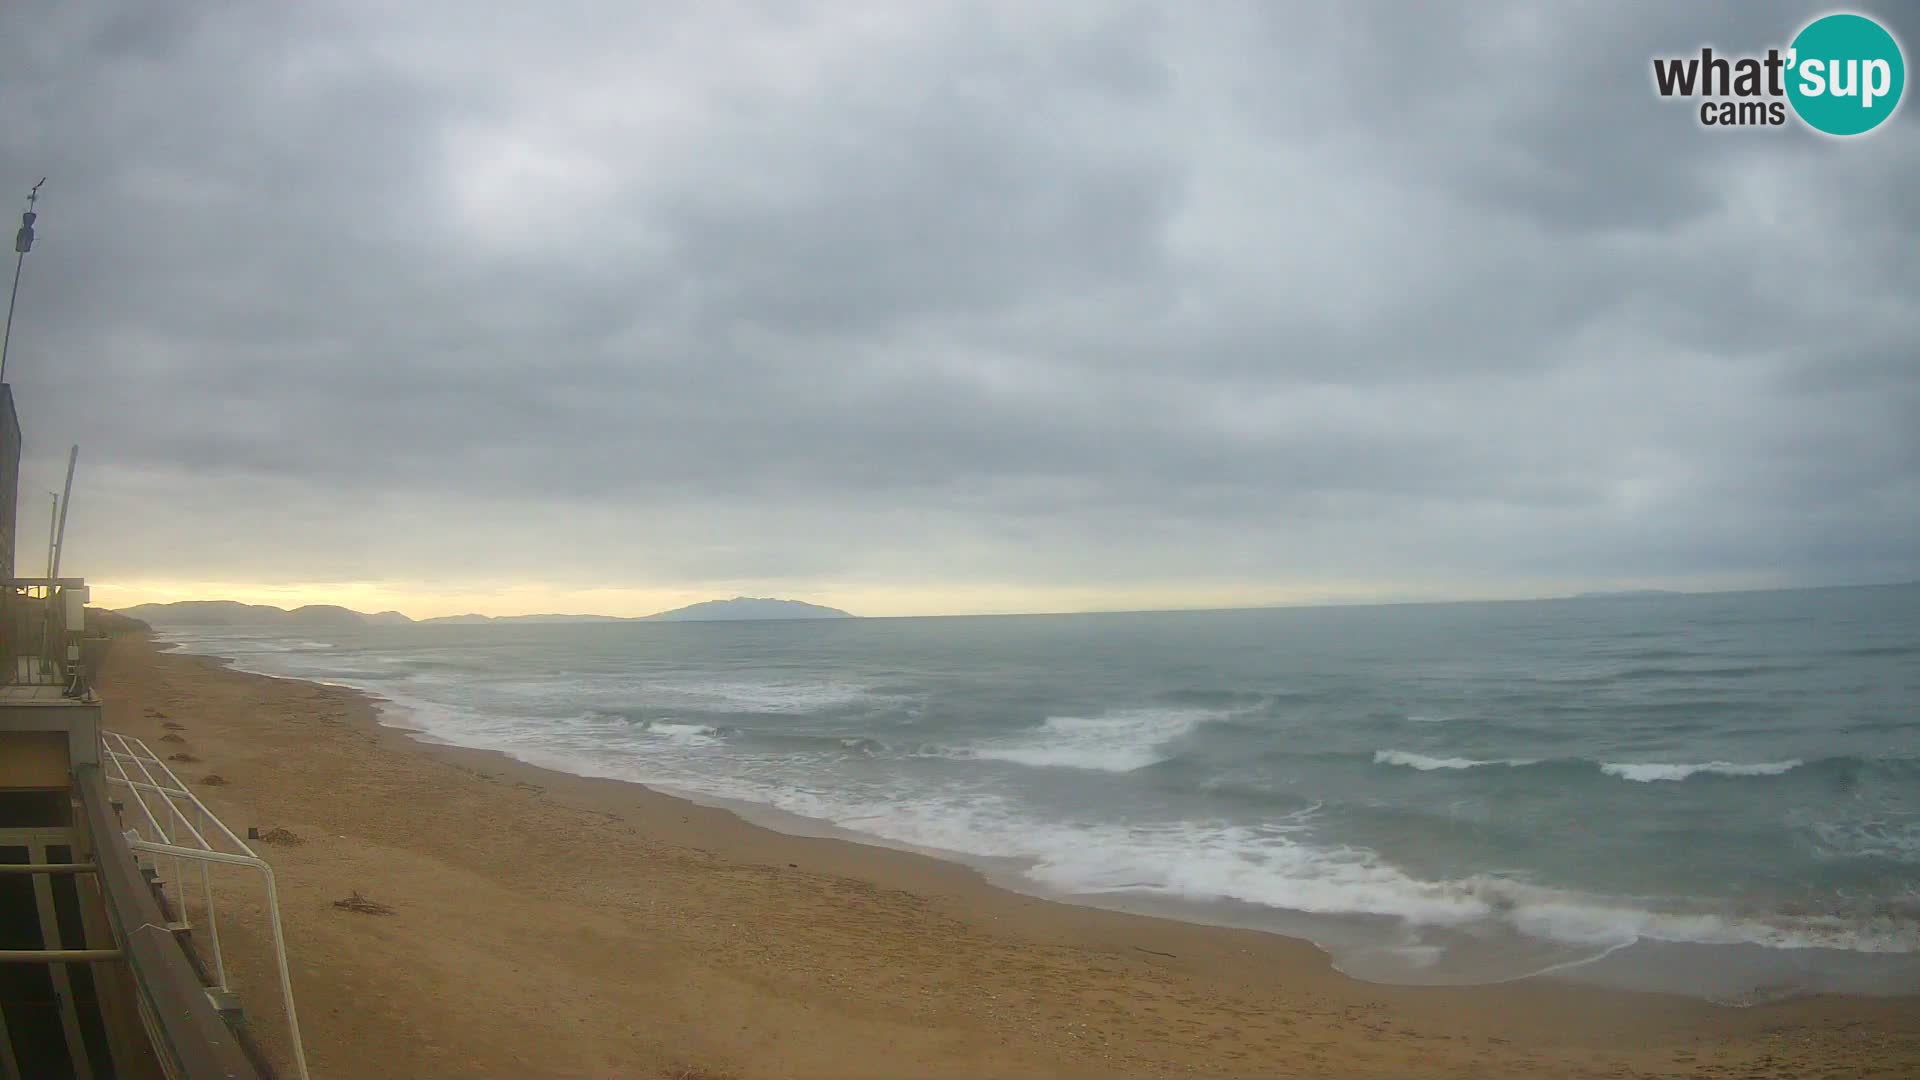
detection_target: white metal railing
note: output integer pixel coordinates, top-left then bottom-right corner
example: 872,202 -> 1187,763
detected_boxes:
101,730 -> 310,1080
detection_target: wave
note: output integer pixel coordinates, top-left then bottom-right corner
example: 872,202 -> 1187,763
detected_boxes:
1802,815 -> 1920,864
962,708 -> 1223,774
1601,760 -> 1803,783
636,720 -> 725,746
1161,688 -> 1274,709
734,730 -> 895,756
1373,750 -> 1537,771
1611,648 -> 1703,661
160,634 -> 338,655
416,733 -> 1920,958
1014,820 -> 1920,955
1612,663 -> 1801,680
1367,751 -> 1855,784
1839,645 -> 1918,658
638,678 -> 875,713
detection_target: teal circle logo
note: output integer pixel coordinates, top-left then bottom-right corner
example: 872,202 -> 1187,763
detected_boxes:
1786,13 -> 1905,136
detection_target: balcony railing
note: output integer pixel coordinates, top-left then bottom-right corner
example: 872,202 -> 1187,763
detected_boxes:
102,730 -> 309,1080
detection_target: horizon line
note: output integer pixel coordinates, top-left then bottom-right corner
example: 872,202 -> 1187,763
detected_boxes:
111,578 -> 1918,625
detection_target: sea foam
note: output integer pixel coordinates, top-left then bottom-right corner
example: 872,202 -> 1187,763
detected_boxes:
641,720 -> 725,746
1013,817 -> 1920,954
1373,750 -> 1537,771
964,708 -> 1220,773
1600,760 -> 1804,783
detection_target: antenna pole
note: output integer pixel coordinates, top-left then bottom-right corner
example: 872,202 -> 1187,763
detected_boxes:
50,445 -> 75,581
37,447 -> 77,682
44,492 -> 57,580
0,178 -> 45,386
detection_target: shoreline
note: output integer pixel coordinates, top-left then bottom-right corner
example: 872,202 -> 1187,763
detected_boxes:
151,635 -> 1920,1005
108,631 -> 1920,1078
144,641 -> 1657,996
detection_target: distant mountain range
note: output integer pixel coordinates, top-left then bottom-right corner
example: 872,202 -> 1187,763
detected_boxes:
112,601 -> 414,628
116,596 -> 854,627
1569,589 -> 1686,599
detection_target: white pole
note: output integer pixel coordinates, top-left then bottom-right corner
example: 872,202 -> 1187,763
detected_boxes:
50,444 -> 76,580
44,492 -> 56,579
197,800 -> 228,991
41,447 -> 77,683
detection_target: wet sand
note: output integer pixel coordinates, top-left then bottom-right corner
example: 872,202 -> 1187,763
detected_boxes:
95,631 -> 1920,1079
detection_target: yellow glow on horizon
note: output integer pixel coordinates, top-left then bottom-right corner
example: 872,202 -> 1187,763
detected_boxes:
82,576 -> 1577,621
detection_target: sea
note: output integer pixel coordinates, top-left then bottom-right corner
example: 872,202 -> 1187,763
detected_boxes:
153,584 -> 1920,1003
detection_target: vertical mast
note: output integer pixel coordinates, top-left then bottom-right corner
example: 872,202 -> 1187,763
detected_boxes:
44,492 -> 57,579
0,178 -> 46,386
50,444 -> 75,581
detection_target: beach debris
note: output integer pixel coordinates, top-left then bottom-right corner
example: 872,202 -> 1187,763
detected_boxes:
662,1063 -> 736,1080
199,774 -> 228,786
161,721 -> 186,730
167,752 -> 201,763
158,733 -> 187,743
258,827 -> 304,846
1134,946 -> 1177,959
144,708 -> 168,718
333,891 -> 395,915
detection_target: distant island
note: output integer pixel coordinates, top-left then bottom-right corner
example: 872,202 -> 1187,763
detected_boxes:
1569,589 -> 1685,600
418,613 -> 632,625
116,596 -> 854,627
642,597 -> 850,622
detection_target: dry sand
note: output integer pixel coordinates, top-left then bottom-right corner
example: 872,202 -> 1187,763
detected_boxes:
95,632 -> 1919,1079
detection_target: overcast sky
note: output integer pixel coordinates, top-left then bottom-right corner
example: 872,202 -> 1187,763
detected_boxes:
0,1 -> 1914,617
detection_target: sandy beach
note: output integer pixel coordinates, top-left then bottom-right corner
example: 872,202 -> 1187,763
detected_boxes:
92,630 -> 1919,1079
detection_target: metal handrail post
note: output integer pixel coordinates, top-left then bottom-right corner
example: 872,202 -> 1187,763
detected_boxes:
129,839 -> 308,1080
105,731 -> 308,1080
198,801 -> 228,992
106,733 -> 188,915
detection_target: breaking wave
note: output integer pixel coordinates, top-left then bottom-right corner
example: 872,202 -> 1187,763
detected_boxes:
1368,752 -> 1850,784
1373,751 -> 1538,771
1600,760 -> 1804,783
960,708 -> 1225,774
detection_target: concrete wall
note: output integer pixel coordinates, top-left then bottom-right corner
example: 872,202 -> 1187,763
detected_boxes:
0,730 -> 66,787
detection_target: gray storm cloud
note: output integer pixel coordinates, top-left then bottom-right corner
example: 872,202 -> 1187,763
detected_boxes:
0,0 -> 1914,608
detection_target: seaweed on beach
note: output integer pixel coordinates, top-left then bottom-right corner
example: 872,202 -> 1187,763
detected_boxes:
167,752 -> 200,763
198,774 -> 228,786
663,1064 -> 737,1080
159,733 -> 186,743
334,891 -> 395,915
161,721 -> 186,730
258,827 -> 304,846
